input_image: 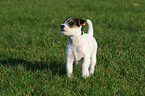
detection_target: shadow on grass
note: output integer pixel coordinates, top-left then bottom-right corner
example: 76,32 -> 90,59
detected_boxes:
0,59 -> 66,76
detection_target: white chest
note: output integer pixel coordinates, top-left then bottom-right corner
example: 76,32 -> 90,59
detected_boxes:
67,36 -> 86,62
73,47 -> 83,62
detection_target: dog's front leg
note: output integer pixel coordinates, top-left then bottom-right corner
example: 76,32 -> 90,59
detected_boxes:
66,57 -> 74,77
66,48 -> 74,77
82,55 -> 90,78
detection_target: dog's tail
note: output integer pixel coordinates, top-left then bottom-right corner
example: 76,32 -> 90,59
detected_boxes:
87,19 -> 93,36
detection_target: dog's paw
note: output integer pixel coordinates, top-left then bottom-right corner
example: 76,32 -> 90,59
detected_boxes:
67,73 -> 72,77
90,68 -> 94,74
82,72 -> 89,79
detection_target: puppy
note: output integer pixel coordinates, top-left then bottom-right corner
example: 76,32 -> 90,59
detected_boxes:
59,18 -> 97,78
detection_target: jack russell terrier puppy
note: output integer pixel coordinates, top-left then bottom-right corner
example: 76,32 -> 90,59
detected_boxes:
59,18 -> 97,78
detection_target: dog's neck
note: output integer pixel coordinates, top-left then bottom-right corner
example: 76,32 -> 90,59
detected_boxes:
68,31 -> 84,45
69,30 -> 83,38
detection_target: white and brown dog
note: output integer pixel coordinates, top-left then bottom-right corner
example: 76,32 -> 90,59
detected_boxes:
59,18 -> 97,78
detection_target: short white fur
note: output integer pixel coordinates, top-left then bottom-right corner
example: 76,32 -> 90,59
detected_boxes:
60,19 -> 97,78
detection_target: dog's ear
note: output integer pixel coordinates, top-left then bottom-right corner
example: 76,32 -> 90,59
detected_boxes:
78,18 -> 86,26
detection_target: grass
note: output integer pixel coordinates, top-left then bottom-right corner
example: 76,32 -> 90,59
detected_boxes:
0,0 -> 145,95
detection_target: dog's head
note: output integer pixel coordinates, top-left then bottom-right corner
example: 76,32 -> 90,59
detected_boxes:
59,18 -> 86,36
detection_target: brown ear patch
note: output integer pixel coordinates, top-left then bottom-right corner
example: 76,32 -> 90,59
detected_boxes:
78,18 -> 86,26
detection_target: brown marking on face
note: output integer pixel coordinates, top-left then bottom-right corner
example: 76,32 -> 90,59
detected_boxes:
68,19 -> 74,23
67,19 -> 79,28
65,18 -> 86,29
69,25 -> 80,28
78,18 -> 81,26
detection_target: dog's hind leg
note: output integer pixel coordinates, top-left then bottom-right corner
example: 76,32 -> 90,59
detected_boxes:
82,55 -> 90,78
90,52 -> 97,74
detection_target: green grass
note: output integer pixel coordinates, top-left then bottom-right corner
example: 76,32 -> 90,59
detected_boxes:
0,0 -> 145,95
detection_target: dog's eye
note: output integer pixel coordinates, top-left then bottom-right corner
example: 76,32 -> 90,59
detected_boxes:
69,22 -> 74,26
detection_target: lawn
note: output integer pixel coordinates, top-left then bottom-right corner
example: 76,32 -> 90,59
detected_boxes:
0,0 -> 145,95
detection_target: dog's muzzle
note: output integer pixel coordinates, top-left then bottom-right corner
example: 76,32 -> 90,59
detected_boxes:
60,25 -> 65,31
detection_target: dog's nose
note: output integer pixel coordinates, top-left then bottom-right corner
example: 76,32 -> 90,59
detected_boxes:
60,25 -> 65,31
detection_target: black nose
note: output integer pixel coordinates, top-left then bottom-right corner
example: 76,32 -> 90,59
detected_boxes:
60,25 -> 65,31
